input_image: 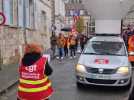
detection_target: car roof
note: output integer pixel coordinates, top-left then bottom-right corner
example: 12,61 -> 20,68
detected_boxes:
90,36 -> 124,42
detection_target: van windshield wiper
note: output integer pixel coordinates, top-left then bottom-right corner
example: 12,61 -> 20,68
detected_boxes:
83,52 -> 126,56
83,52 -> 101,55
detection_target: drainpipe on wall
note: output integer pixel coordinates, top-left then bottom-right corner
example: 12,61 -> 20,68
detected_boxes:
51,0 -> 55,36
23,0 -> 27,44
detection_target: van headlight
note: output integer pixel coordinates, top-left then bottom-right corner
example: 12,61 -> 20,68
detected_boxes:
129,51 -> 134,56
117,67 -> 129,75
76,64 -> 86,73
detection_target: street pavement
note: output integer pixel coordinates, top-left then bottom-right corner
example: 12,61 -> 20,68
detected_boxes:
0,55 -> 133,100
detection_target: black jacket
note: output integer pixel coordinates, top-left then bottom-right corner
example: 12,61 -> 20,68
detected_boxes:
22,52 -> 53,76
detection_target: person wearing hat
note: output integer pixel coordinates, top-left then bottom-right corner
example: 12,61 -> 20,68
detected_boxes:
17,43 -> 53,100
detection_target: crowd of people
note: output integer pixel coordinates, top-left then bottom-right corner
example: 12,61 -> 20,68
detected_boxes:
50,33 -> 88,60
121,24 -> 134,100
17,25 -> 134,100
122,24 -> 134,47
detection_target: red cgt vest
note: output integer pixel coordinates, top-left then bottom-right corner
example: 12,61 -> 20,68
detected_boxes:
18,57 -> 53,100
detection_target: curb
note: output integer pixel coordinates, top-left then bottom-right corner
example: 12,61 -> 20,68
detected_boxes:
0,80 -> 18,95
0,64 -> 18,95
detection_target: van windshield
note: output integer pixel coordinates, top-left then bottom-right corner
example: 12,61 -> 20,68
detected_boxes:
83,41 -> 126,56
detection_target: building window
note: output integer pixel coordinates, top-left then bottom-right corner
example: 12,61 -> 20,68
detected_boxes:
18,0 -> 34,28
69,0 -> 81,3
41,11 -> 47,33
10,0 -> 13,24
3,0 -> 13,25
25,0 -> 30,27
0,0 -> 2,11
18,0 -> 24,27
3,0 -> 18,26
70,10 -> 74,16
13,0 -> 18,26
76,0 -> 79,3
29,0 -> 34,29
24,0 -> 35,28
71,0 -> 74,3
80,10 -> 84,16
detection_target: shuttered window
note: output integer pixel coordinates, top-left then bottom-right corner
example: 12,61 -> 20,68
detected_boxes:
3,0 -> 18,26
3,0 -> 12,25
0,0 -> 2,12
13,0 -> 18,26
25,0 -> 30,27
18,0 -> 24,27
29,0 -> 35,29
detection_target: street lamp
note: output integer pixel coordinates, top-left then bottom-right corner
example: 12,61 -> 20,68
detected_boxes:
51,24 -> 56,36
86,22 -> 89,37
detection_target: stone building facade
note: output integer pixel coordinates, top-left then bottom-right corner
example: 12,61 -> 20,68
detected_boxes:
54,0 -> 66,36
0,0 -> 52,65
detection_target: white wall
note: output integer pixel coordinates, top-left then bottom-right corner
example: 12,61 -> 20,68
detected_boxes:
95,20 -> 121,34
55,0 -> 65,36
55,0 -> 65,16
35,0 -> 52,34
33,0 -> 52,49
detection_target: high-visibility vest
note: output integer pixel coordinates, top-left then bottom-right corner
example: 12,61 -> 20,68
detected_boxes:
18,57 -> 53,100
128,35 -> 134,51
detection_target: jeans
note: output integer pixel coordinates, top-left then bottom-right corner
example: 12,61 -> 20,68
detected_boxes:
64,47 -> 68,56
58,48 -> 64,58
70,45 -> 76,57
51,46 -> 56,58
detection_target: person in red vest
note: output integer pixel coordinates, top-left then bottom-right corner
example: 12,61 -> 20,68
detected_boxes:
17,43 -> 53,100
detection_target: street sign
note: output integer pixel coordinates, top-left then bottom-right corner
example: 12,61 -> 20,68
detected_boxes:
51,24 -> 56,31
0,12 -> 6,25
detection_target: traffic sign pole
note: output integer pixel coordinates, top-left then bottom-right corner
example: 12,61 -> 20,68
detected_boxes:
0,12 -> 5,70
23,0 -> 27,44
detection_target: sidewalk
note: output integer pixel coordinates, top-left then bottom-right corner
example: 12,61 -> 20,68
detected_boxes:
0,64 -> 18,94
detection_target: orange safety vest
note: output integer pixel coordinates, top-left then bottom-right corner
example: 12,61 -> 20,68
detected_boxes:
18,57 -> 53,100
70,38 -> 76,45
128,35 -> 134,51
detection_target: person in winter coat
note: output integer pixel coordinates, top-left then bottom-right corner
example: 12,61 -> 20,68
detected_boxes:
64,36 -> 70,57
57,33 -> 65,59
69,35 -> 76,59
17,43 -> 53,100
50,34 -> 57,58
80,34 -> 87,52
